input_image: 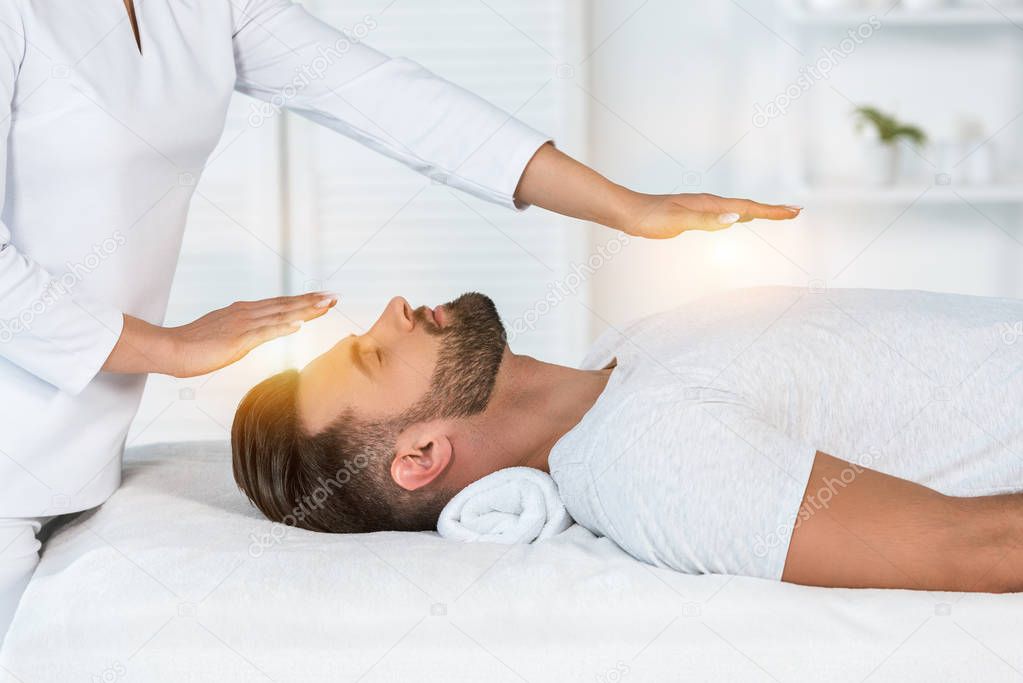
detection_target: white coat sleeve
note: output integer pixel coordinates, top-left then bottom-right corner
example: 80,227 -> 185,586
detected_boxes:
0,15 -> 124,395
230,0 -> 552,210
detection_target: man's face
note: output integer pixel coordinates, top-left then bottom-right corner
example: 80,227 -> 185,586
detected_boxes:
297,293 -> 507,434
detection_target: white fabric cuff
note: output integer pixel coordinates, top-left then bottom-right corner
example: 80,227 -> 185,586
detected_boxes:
452,124 -> 552,212
0,290 -> 123,396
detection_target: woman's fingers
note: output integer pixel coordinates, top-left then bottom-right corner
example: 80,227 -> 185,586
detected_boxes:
237,297 -> 329,356
672,204 -> 799,234
244,320 -> 304,350
222,292 -> 338,353
246,292 -> 339,316
668,210 -> 744,234
689,195 -> 802,222
253,303 -> 334,327
247,293 -> 338,321
730,199 -> 802,221
751,202 -> 802,220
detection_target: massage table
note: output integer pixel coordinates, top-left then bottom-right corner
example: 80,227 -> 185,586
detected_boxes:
1,441 -> 1020,682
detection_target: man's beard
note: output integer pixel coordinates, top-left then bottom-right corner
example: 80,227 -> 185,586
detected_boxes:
408,292 -> 507,421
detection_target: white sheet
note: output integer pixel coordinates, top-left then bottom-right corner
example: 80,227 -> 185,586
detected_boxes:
2,441 -> 1021,682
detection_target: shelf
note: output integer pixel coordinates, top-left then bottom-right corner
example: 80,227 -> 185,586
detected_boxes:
790,184 -> 1023,204
790,8 -> 1023,27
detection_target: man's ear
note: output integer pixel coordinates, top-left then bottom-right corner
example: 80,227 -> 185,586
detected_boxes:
390,420 -> 454,492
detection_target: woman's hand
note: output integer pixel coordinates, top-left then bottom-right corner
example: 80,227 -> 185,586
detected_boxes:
102,292 -> 338,378
514,143 -> 801,238
617,192 -> 801,239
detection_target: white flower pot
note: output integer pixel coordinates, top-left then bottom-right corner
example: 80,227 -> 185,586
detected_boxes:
862,142 -> 900,187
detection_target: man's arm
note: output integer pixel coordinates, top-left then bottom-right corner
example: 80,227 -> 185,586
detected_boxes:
782,452 -> 1023,593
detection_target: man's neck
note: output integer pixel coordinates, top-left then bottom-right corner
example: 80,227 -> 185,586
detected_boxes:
460,351 -> 612,475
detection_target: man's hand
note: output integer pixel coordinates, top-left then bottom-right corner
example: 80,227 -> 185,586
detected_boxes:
514,142 -> 801,238
102,292 -> 338,378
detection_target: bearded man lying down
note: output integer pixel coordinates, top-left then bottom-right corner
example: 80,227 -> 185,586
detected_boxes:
231,287 -> 1023,592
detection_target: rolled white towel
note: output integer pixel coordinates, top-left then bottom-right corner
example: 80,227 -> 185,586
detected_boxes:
437,467 -> 573,545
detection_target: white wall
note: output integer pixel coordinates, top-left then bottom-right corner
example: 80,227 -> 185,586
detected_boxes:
582,0 -> 1023,338
130,1 -> 1023,444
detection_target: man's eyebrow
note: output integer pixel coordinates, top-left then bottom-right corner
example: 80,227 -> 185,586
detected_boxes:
349,340 -> 370,376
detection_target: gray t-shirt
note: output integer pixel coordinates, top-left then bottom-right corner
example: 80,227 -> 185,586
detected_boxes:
549,287 -> 1023,580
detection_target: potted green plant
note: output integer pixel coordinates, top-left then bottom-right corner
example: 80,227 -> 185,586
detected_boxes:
853,106 -> 928,186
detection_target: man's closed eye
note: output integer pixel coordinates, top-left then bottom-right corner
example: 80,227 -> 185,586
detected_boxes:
350,342 -> 379,376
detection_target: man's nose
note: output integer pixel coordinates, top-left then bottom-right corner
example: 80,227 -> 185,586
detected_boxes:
388,296 -> 415,332
368,297 -> 413,339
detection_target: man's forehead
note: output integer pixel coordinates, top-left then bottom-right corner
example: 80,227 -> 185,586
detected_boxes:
300,339 -> 347,382
296,342 -> 349,433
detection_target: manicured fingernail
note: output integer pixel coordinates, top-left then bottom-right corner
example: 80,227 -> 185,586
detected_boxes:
718,213 -> 741,225
314,296 -> 337,309
785,205 -> 803,212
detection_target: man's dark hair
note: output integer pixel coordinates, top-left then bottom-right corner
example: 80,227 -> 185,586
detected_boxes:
231,292 -> 507,534
231,369 -> 451,533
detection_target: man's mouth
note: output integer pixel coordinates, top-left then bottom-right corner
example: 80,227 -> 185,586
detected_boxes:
414,304 -> 446,329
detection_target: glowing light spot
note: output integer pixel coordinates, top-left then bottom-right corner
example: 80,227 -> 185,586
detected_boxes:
710,236 -> 742,266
